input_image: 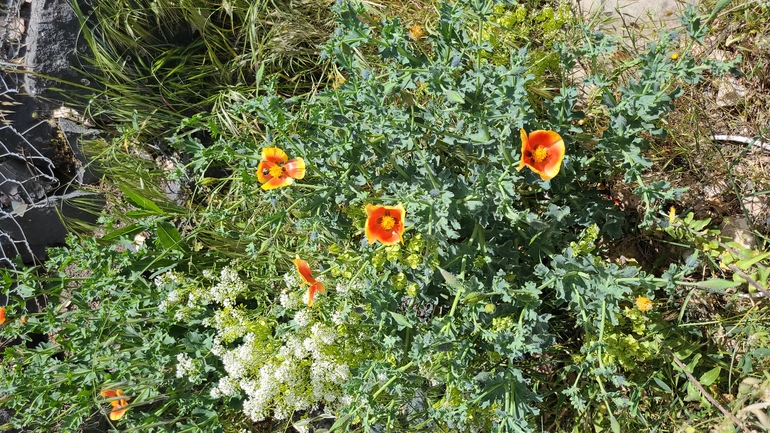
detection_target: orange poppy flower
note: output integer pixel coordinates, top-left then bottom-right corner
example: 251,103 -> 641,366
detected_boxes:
516,129 -> 565,181
293,256 -> 325,306
257,147 -> 306,190
100,389 -> 130,421
0,307 -> 5,325
365,204 -> 405,245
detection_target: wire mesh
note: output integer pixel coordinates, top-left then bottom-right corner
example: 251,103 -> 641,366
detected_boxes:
0,0 -> 60,268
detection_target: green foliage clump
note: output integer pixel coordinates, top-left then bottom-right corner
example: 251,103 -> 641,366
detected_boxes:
73,0 -> 334,137
0,236 -> 223,431
484,2 -> 571,79
163,0 -> 731,430
3,0 -> 767,432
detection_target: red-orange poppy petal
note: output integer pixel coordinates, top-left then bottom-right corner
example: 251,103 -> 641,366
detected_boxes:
109,400 -> 129,421
0,307 -> 5,325
365,203 -> 405,245
516,129 -> 565,181
517,129 -> 529,172
284,158 -> 306,180
306,281 -> 326,307
261,175 -> 294,190
257,160 -> 274,183
261,147 -> 288,164
293,256 -> 317,285
101,389 -> 129,421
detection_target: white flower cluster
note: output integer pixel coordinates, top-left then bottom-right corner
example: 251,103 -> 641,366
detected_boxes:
209,306 -> 249,344
175,353 -> 199,383
280,290 -> 300,310
283,272 -> 298,290
212,319 -> 352,423
334,278 -> 363,296
154,271 -> 183,288
156,272 -> 183,312
293,309 -> 311,327
220,332 -> 261,380
331,310 -> 346,325
208,267 -> 248,307
210,376 -> 239,398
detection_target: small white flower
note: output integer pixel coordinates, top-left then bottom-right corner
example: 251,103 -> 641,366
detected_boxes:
283,272 -> 298,289
331,310 -> 345,325
210,387 -> 221,398
216,376 -> 239,396
311,323 -> 336,346
294,309 -> 311,327
334,282 -> 349,294
175,353 -> 197,380
167,289 -> 181,304
174,309 -> 189,321
279,292 -> 297,309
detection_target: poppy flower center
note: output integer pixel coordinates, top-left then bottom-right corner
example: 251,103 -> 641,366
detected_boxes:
533,147 -> 548,163
380,215 -> 396,230
268,164 -> 284,178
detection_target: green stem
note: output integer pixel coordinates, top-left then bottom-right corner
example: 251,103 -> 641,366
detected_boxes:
372,361 -> 414,399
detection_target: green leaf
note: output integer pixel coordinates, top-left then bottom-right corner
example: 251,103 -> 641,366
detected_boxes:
101,223 -> 146,241
686,279 -> 741,290
610,414 -> 621,433
652,377 -> 672,393
445,90 -> 465,103
156,221 -> 186,252
735,252 -> 770,270
699,366 -> 721,386
438,267 -> 463,291
125,210 -> 163,218
15,284 -> 35,298
389,312 -> 412,329
705,0 -> 731,24
119,183 -> 163,214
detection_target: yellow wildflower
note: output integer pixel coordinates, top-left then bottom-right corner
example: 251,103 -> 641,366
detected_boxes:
407,25 -> 425,41
329,72 -> 346,90
636,296 -> 653,312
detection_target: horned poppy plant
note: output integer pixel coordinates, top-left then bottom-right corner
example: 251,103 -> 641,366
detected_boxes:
516,129 -> 565,181
100,389 -> 130,421
293,256 -> 325,306
257,147 -> 305,190
365,204 -> 405,245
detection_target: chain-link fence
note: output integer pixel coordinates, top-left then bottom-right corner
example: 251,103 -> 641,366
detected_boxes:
1,0 -> 61,268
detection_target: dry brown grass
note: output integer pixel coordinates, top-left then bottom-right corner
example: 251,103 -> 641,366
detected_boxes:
654,1 -> 770,235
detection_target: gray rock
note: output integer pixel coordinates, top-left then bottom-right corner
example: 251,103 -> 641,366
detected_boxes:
23,0 -> 82,98
720,215 -> 755,250
0,190 -> 103,264
716,75 -> 746,107
0,158 -> 55,203
575,0 -> 697,28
